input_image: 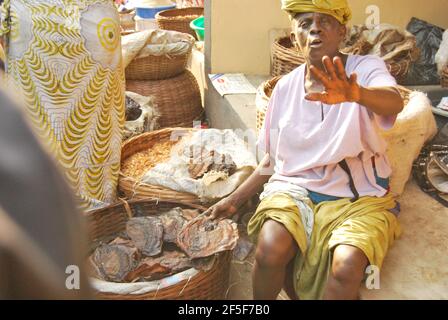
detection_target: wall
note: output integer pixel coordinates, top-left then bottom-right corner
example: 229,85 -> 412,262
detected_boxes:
208,0 -> 448,75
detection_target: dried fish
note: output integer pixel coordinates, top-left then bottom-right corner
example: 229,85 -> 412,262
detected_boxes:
177,216 -> 239,259
126,217 -> 164,256
125,258 -> 170,282
190,255 -> 217,272
125,250 -> 192,282
187,147 -> 237,179
92,243 -> 140,282
109,237 -> 133,246
159,208 -> 187,243
158,250 -> 192,273
87,255 -> 105,280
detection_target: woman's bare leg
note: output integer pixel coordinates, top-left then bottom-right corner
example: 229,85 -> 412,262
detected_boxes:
252,220 -> 298,300
323,245 -> 369,300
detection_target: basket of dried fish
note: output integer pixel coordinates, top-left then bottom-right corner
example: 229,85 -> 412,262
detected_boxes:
119,128 -> 201,205
119,127 -> 257,206
86,198 -> 237,300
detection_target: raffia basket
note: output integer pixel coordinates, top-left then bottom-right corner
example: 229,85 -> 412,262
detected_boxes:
119,128 -> 204,205
126,71 -> 203,128
125,34 -> 195,81
271,36 -> 305,77
156,7 -> 204,39
255,76 -> 283,132
441,65 -> 448,88
126,53 -> 191,81
255,75 -> 411,133
86,198 -> 232,300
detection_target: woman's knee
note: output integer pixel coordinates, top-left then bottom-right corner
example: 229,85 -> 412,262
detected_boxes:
255,220 -> 298,269
331,245 -> 369,285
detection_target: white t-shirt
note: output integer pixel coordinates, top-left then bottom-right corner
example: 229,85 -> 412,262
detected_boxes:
258,54 -> 398,198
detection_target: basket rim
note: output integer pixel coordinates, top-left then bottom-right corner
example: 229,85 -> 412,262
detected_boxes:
156,7 -> 204,20
121,127 -> 196,162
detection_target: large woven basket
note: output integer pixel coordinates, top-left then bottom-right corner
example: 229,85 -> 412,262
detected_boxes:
85,198 -> 232,300
125,34 -> 195,81
441,65 -> 448,88
156,7 -> 204,40
126,71 -> 203,128
126,53 -> 191,81
271,36 -> 306,77
119,128 -> 203,205
255,76 -> 411,133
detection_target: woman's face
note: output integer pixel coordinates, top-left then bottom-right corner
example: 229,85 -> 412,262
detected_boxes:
291,12 -> 346,64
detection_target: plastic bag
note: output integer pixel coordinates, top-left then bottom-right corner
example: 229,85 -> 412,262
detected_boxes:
435,30 -> 448,75
403,17 -> 445,85
123,91 -> 160,140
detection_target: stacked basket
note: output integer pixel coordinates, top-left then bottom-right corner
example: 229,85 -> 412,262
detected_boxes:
271,36 -> 306,76
156,7 -> 204,40
125,31 -> 203,128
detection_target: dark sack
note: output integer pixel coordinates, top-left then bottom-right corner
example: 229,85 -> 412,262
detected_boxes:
403,17 -> 445,85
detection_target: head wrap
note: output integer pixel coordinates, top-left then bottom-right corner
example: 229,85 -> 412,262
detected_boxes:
281,0 -> 352,25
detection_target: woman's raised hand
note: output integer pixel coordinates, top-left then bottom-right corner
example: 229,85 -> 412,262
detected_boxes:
305,56 -> 361,105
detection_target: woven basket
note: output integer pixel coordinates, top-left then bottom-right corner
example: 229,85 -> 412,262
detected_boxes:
255,75 -> 412,133
86,198 -> 232,300
120,11 -> 135,33
126,71 -> 203,128
441,65 -> 448,88
126,53 -> 191,81
119,128 -> 204,205
156,7 -> 204,40
125,34 -> 195,81
271,36 -> 306,77
255,76 -> 283,132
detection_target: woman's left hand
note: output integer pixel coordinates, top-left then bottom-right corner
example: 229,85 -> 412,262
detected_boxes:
305,56 -> 361,104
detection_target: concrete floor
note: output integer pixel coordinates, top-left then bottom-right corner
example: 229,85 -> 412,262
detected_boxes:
226,178 -> 448,300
